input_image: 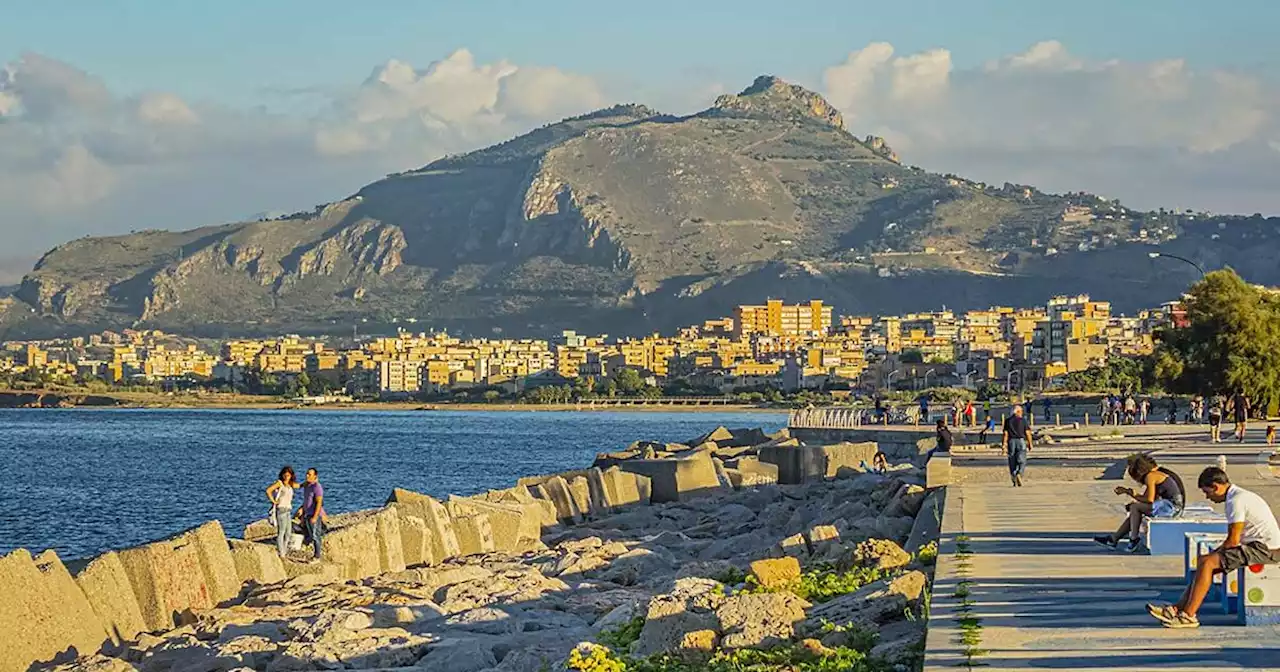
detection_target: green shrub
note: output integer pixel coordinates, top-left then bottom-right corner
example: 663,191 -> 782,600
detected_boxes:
597,615 -> 645,652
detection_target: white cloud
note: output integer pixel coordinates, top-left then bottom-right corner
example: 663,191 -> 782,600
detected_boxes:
821,40 -> 1280,213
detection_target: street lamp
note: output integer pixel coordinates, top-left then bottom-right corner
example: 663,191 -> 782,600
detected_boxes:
1148,251 -> 1206,278
887,370 -> 900,389
963,371 -> 975,389
1006,369 -> 1020,392
923,369 -> 935,390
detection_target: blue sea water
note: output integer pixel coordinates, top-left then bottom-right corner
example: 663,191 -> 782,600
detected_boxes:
0,408 -> 784,560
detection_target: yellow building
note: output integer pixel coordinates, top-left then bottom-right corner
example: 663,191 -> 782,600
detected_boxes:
734,299 -> 833,338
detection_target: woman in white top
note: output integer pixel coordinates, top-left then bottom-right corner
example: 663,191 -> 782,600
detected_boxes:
266,466 -> 298,559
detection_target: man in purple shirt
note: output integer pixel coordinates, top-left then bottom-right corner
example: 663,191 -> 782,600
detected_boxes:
299,468 -> 326,561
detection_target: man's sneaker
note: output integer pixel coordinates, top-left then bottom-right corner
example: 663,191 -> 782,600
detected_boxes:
1013,474 -> 1024,487
1122,539 -> 1143,553
1162,612 -> 1200,629
1093,535 -> 1117,549
1147,603 -> 1178,623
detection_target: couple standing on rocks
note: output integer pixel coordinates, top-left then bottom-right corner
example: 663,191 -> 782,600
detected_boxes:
265,465 -> 328,562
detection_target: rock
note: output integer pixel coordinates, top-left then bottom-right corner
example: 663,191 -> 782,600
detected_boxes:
631,578 -> 724,656
802,572 -> 927,633
417,637 -> 498,672
597,548 -> 674,586
884,484 -> 927,518
905,491 -> 944,554
288,609 -> 374,642
715,592 -> 810,649
48,655 -> 140,672
869,619 -> 926,664
843,538 -> 911,571
749,557 -> 800,590
269,627 -> 431,670
678,630 -> 719,652
372,604 -> 445,627
805,524 -> 841,555
776,533 -> 808,558
445,607 -> 523,636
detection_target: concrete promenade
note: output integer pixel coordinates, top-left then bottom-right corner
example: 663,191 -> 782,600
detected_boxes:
925,426 -> 1280,671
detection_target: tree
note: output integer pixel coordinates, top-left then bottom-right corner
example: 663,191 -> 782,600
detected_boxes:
1152,268 -> 1280,411
613,368 -> 645,396
296,372 -> 312,396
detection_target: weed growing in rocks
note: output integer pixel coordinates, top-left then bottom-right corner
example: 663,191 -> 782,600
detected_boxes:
567,641 -> 897,672
712,566 -> 749,586
598,615 -> 646,652
745,563 -> 890,603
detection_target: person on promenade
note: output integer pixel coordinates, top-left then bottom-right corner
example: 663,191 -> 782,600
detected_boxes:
918,395 -> 929,424
298,467 -> 327,562
1094,453 -> 1184,552
1002,403 -> 1032,487
982,399 -> 991,422
1149,467 -> 1280,628
1229,391 -> 1251,442
934,418 -> 953,457
1124,395 -> 1137,425
1208,397 -> 1224,443
1139,397 -> 1151,425
1043,397 -> 1052,423
978,414 -> 996,445
266,466 -> 298,559
963,399 -> 976,427
1167,397 -> 1178,424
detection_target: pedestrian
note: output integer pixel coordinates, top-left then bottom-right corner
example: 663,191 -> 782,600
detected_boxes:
1094,454 -> 1185,552
1208,397 -> 1223,443
1229,390 -> 1251,442
935,418 -> 953,457
1043,397 -> 1052,422
1148,467 -> 1280,629
982,399 -> 991,422
1124,395 -> 1137,425
1099,397 -> 1111,425
1139,398 -> 1150,425
964,399 -> 976,427
918,395 -> 930,424
953,399 -> 964,426
1167,398 -> 1178,424
978,415 -> 995,445
1002,403 -> 1033,487
1267,424 -> 1276,449
265,466 -> 298,559
298,467 -> 327,563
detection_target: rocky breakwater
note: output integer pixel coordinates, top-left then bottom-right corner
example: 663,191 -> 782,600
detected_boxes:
3,425 -> 943,672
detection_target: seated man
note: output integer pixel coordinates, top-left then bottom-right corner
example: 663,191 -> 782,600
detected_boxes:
1148,467 -> 1280,628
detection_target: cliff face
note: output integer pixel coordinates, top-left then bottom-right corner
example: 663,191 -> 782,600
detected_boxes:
4,76 -> 1280,338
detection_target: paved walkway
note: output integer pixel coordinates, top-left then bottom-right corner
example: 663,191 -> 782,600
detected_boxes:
924,432 -> 1280,671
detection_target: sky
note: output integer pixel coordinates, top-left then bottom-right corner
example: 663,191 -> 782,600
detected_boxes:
1,0 -> 1278,281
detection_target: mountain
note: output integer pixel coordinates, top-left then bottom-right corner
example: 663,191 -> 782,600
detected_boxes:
5,76 -> 1280,339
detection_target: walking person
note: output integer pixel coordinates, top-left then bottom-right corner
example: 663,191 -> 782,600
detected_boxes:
266,466 -> 298,559
1002,403 -> 1033,487
1094,454 -> 1184,552
963,399 -> 976,427
298,467 -> 327,562
1229,390 -> 1251,442
1148,467 -> 1280,628
1208,397 -> 1224,443
1139,397 -> 1150,425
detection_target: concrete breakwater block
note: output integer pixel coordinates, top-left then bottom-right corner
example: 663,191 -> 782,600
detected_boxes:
519,475 -> 584,524
617,450 -> 724,503
453,497 -> 539,553
72,550 -> 148,645
387,488 -> 462,562
321,515 -> 382,580
397,513 -> 433,567
447,507 -> 496,557
117,526 -> 216,632
1,549 -> 109,672
228,539 -> 286,586
759,441 -> 879,485
185,520 -> 241,605
600,466 -> 649,509
372,507 -> 407,574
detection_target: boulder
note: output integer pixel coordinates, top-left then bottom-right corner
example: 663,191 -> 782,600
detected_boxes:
228,539 -> 287,586
416,637 -> 498,672
884,483 -> 927,518
617,451 -> 724,503
387,488 -> 462,562
0,549 -> 103,672
631,578 -> 725,657
715,592 -> 810,649
776,533 -> 808,558
520,476 -> 583,524
72,551 -> 148,645
843,538 -> 911,571
869,619 -> 926,664
280,558 -> 344,582
802,571 -> 928,632
450,497 -> 533,554
805,524 -> 841,556
905,490 -> 945,554
600,466 -> 648,509
184,520 -> 242,605
748,557 -> 800,590
564,476 -> 597,519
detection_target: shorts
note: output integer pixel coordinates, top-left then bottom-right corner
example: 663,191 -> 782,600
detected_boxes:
1218,541 -> 1280,572
1209,416 -> 1221,427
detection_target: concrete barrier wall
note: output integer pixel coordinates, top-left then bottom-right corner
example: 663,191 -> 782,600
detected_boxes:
71,551 -> 147,645
759,441 -> 879,484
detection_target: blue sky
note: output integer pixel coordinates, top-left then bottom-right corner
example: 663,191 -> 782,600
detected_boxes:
0,1 -> 1278,276
4,0 -> 1275,105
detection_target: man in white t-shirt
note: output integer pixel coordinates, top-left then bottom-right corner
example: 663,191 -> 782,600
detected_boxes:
1149,467 -> 1280,628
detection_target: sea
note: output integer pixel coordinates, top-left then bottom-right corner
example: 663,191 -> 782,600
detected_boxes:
0,408 -> 785,560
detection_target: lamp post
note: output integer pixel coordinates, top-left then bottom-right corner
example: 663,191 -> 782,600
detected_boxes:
1006,369 -> 1020,392
1148,251 -> 1206,278
963,371 -> 975,389
887,370 -> 900,390
923,369 -> 935,391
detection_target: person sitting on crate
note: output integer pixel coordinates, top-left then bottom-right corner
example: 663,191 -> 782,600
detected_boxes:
1148,467 -> 1280,629
1094,453 -> 1185,552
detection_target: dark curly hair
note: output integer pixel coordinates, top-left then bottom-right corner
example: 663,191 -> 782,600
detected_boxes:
1127,453 -> 1158,482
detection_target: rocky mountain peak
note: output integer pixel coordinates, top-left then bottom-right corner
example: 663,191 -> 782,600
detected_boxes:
708,75 -> 845,130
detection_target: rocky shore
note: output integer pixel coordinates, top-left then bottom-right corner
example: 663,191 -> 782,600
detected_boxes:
2,426 -> 941,672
